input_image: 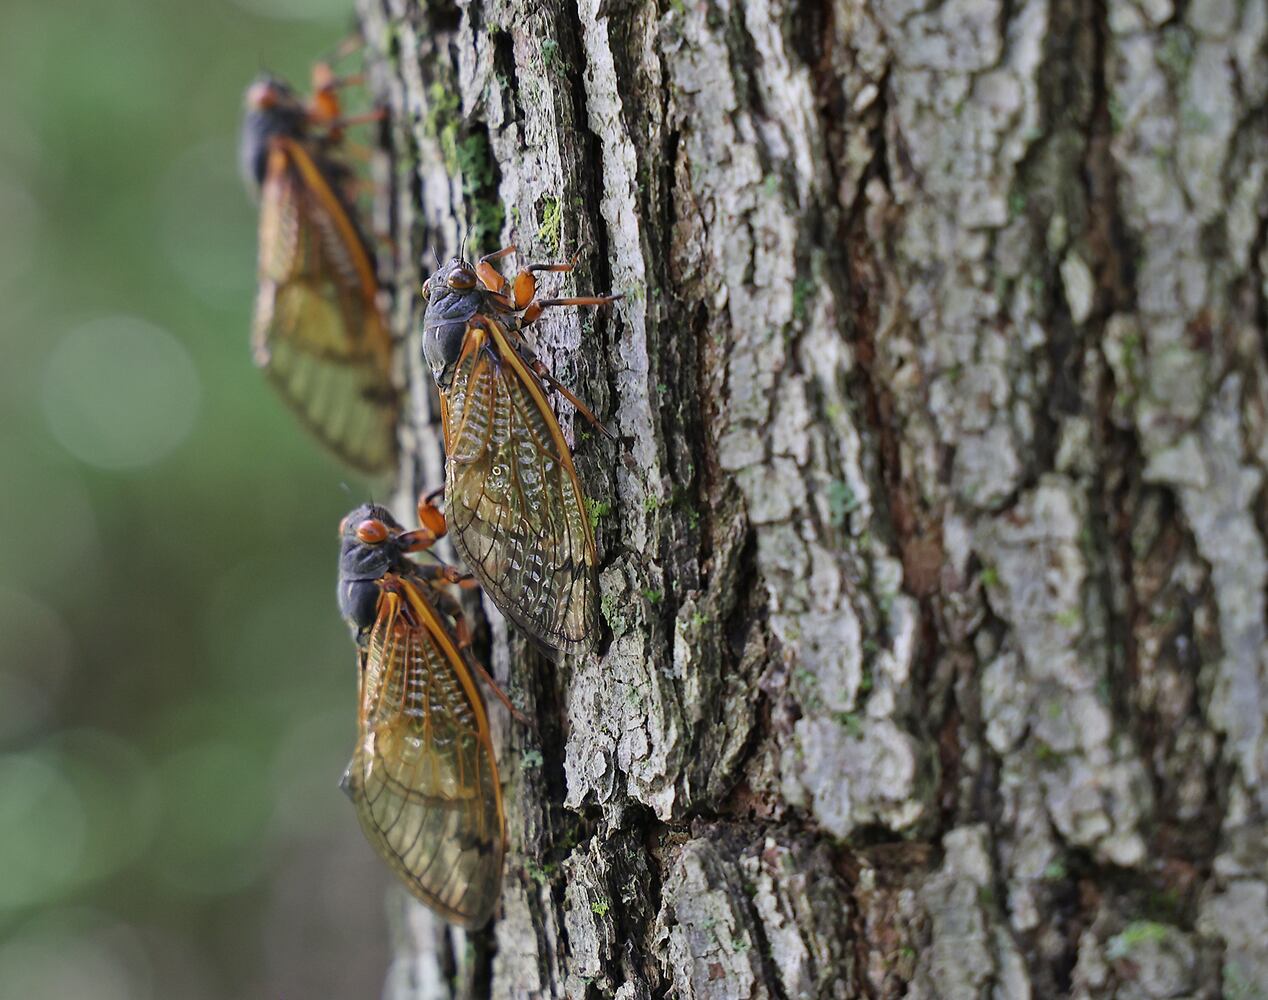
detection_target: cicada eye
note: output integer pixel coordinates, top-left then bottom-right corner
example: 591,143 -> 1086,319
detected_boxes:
245,79 -> 279,111
338,514 -> 351,536
356,519 -> 389,544
420,280 -> 431,301
447,268 -> 476,290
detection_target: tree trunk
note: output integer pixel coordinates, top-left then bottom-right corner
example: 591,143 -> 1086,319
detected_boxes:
355,0 -> 1268,995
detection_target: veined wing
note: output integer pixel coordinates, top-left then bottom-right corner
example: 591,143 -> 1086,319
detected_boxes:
253,138 -> 397,473
440,317 -> 599,656
344,575 -> 505,927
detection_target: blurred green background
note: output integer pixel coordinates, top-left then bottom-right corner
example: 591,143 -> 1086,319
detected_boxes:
0,0 -> 403,995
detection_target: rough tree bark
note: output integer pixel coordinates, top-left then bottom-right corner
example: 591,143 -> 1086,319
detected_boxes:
354,0 -> 1267,996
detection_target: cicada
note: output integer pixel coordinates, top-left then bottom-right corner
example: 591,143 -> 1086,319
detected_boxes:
420,246 -> 621,656
240,62 -> 398,473
336,499 -> 506,926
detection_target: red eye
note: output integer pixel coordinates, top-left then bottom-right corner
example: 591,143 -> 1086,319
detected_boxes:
246,80 -> 279,110
338,514 -> 350,536
356,519 -> 389,544
447,269 -> 476,290
420,281 -> 431,301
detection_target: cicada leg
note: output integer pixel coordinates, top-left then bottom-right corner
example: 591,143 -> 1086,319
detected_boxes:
322,32 -> 368,66
523,355 -> 616,441
309,61 -> 374,129
398,525 -> 440,552
519,292 -> 623,327
469,659 -> 533,727
320,108 -> 386,131
476,245 -> 517,293
416,488 -> 448,539
415,563 -> 479,589
508,253 -> 579,308
308,57 -> 383,143
394,488 -> 454,551
308,62 -> 344,125
312,31 -> 370,90
430,585 -> 533,727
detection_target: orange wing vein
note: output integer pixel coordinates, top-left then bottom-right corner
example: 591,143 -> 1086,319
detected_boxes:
440,317 -> 598,656
253,138 -> 397,472
343,576 -> 505,926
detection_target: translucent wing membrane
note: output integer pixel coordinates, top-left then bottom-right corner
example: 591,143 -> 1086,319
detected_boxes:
253,139 -> 397,472
441,319 -> 598,655
344,578 -> 505,927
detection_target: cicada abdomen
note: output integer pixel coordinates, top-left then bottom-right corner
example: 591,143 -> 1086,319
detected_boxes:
419,247 -> 620,656
241,64 -> 397,473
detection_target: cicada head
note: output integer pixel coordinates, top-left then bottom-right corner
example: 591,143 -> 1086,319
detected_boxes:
421,256 -> 483,389
337,503 -> 408,635
240,73 -> 307,192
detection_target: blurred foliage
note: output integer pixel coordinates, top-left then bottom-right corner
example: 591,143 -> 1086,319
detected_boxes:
0,1 -> 400,996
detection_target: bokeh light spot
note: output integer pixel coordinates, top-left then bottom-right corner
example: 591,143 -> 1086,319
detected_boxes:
0,915 -> 148,1000
0,448 -> 100,595
0,589 -> 76,744
43,316 -> 200,470
0,170 -> 41,302
268,708 -> 351,840
56,730 -> 161,886
157,137 -> 256,304
154,740 -> 269,895
0,752 -> 87,913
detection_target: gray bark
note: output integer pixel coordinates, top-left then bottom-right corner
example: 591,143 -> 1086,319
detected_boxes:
356,0 -> 1268,995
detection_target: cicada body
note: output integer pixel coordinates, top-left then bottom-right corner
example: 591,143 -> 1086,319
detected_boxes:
420,248 -> 621,656
241,66 -> 398,473
336,503 -> 505,927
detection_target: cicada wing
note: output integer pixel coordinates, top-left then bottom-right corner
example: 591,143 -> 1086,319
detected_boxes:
345,579 -> 505,927
441,318 -> 599,656
253,139 -> 398,473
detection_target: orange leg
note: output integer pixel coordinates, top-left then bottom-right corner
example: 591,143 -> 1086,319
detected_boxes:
398,527 -> 440,553
438,602 -> 533,727
479,245 -> 517,264
510,253 -> 582,308
415,563 -> 478,589
312,61 -> 365,93
324,109 -> 386,129
309,63 -> 371,126
520,293 -> 623,326
526,358 -> 616,441
400,488 -> 452,553
476,245 -> 516,293
476,263 -> 506,294
473,660 -> 533,727
325,33 -> 367,65
416,488 -> 448,540
310,94 -> 342,127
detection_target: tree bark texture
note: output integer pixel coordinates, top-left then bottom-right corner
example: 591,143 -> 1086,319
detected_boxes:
355,0 -> 1267,995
